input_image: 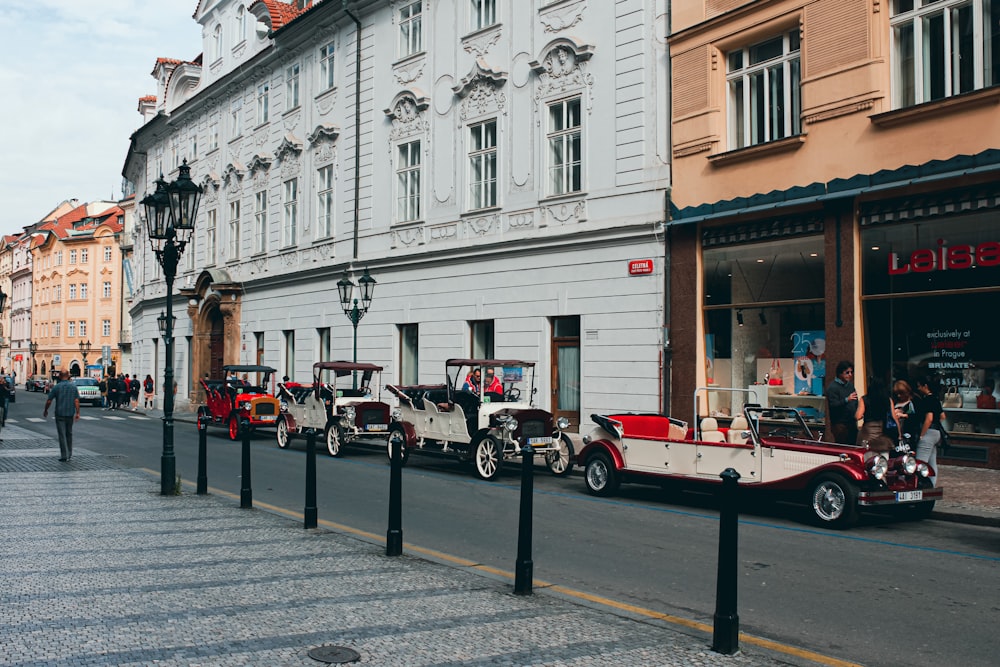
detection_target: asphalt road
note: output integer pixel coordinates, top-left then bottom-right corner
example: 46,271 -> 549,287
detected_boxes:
13,390 -> 1000,667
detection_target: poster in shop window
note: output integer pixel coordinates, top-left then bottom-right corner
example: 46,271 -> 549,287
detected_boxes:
792,330 -> 825,395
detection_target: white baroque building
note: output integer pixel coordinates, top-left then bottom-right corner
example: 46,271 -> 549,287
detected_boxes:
123,0 -> 670,428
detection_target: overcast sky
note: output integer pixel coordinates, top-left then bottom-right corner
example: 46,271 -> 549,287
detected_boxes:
0,1 -> 203,236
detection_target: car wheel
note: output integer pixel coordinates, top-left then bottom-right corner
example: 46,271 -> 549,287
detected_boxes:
474,436 -> 503,481
585,452 -> 620,497
325,423 -> 344,457
808,473 -> 859,528
544,434 -> 574,477
386,424 -> 411,465
276,417 -> 290,449
228,415 -> 240,441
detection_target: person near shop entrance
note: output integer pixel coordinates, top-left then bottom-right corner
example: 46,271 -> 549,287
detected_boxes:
825,360 -> 859,445
913,376 -> 945,487
43,370 -> 80,462
855,375 -> 894,453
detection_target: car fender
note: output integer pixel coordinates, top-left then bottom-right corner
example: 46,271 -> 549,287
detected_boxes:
393,420 -> 418,448
282,412 -> 299,432
578,439 -> 625,470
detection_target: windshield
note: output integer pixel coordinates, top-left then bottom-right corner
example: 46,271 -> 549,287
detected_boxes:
448,363 -> 534,403
745,406 -> 816,441
73,378 -> 99,387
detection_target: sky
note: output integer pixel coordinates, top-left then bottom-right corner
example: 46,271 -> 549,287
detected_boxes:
0,1 -> 203,237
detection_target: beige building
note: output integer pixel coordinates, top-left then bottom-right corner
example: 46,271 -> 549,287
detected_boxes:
31,202 -> 125,378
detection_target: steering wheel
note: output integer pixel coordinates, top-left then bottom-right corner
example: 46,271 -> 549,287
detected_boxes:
504,387 -> 521,402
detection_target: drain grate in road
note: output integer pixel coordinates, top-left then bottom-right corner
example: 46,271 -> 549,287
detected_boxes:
307,645 -> 361,664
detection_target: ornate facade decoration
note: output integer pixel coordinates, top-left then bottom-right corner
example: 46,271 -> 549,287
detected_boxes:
307,124 -> 340,165
462,26 -> 502,58
539,0 -> 588,33
391,223 -> 426,249
247,154 -> 272,189
453,60 -> 508,121
274,134 -> 303,179
542,199 -> 588,227
384,90 -> 430,140
529,38 -> 596,102
465,213 -> 500,237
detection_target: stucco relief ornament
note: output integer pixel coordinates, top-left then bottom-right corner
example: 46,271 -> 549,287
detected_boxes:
530,40 -> 595,101
200,174 -> 220,205
394,61 -> 424,85
391,225 -> 425,249
246,153 -> 272,189
465,214 -> 499,237
384,91 -> 430,141
453,61 -> 508,121
539,1 -> 587,33
275,134 -> 303,179
221,163 -> 244,197
462,27 -> 501,58
307,124 -> 341,165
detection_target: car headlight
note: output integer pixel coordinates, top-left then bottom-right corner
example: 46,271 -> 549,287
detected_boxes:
902,454 -> 917,475
239,401 -> 251,410
917,462 -> 930,477
556,416 -> 570,430
392,408 -> 402,422
503,416 -> 518,432
868,455 -> 888,480
343,406 -> 356,421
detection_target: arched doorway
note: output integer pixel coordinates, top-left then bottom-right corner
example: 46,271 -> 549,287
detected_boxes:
70,361 -> 81,377
183,268 -> 244,401
209,308 -> 225,379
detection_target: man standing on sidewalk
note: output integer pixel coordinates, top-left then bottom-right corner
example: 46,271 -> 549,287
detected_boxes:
43,370 -> 80,461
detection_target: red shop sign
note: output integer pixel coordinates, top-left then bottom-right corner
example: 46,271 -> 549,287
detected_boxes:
628,258 -> 654,275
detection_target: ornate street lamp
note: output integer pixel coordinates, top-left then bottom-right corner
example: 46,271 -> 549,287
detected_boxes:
79,340 -> 91,373
141,159 -> 202,496
29,341 -> 37,374
337,267 -> 376,388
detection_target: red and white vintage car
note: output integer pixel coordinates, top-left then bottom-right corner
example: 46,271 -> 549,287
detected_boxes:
275,361 -> 391,456
197,365 -> 281,440
578,402 -> 943,528
387,359 -> 574,481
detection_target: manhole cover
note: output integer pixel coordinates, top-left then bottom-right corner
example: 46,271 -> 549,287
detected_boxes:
307,645 -> 361,664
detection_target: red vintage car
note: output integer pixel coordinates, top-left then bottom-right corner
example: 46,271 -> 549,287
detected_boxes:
578,403 -> 943,528
198,365 -> 281,440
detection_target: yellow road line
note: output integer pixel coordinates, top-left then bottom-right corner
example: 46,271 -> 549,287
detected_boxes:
144,470 -> 859,667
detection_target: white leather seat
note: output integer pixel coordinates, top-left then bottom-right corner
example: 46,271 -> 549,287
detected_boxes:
727,416 -> 749,444
700,417 -> 726,443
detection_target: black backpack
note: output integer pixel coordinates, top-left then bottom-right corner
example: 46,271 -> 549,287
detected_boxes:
144,378 -> 154,393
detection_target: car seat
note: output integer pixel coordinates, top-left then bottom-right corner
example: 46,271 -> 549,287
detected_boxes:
699,417 -> 727,443
727,415 -> 750,444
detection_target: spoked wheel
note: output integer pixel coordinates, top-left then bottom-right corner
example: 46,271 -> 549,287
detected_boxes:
809,473 -> 859,528
584,453 -> 620,497
276,417 -> 290,449
474,436 -> 504,481
228,414 -> 240,441
325,423 -> 344,457
545,434 -> 574,477
387,424 -> 410,465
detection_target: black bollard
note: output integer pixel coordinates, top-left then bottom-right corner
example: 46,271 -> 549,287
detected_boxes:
712,467 -> 741,655
304,430 -> 318,529
386,431 -> 403,556
514,443 -> 535,595
240,417 -> 253,509
196,412 -> 208,495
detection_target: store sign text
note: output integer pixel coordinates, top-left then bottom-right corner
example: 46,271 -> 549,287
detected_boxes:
888,239 -> 1000,275
628,259 -> 654,275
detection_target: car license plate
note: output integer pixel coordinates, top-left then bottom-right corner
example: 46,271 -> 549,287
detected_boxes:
896,490 -> 922,502
259,416 -> 276,422
527,437 -> 552,445
367,424 -> 388,432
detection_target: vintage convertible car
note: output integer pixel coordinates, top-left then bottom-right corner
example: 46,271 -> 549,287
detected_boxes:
387,358 -> 574,481
578,402 -> 943,528
276,361 -> 392,456
197,364 -> 281,440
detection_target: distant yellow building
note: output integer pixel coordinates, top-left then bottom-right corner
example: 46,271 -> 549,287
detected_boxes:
31,202 -> 124,378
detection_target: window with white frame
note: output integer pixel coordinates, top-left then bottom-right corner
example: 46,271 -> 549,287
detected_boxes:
399,323 -> 419,385
317,164 -> 334,239
103,319 -> 111,337
235,5 -> 247,44
55,284 -> 61,300
891,0 -> 1000,108
56,251 -> 63,265
254,190 -> 268,253
54,321 -> 60,337
229,200 -> 241,260
283,178 -> 298,246
286,64 -> 300,109
396,140 -> 422,222
547,97 -> 582,196
212,24 -> 223,61
81,249 -> 88,263
103,281 -> 111,298
256,81 -> 270,124
80,283 -> 88,299
399,1 -> 423,56
205,209 -> 217,264
79,321 -> 87,337
317,327 -> 331,362
726,30 -> 801,149
69,250 -> 77,264
190,133 -> 198,160
68,321 -> 75,337
209,120 -> 219,151
230,99 -> 242,137
69,284 -> 77,300
468,119 -> 497,209
104,245 -> 112,262
471,0 -> 497,31
319,42 -> 336,90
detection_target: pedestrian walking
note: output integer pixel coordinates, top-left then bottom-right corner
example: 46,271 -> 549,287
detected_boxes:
129,375 -> 140,409
143,374 -> 155,409
0,376 -> 9,435
43,370 -> 80,461
99,376 -> 108,408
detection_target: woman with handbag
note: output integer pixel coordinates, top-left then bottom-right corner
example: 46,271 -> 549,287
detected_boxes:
913,376 -> 944,487
855,375 -> 895,453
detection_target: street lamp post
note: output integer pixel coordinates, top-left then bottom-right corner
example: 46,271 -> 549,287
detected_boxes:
79,340 -> 91,376
142,159 -> 202,496
29,341 -> 37,375
337,268 -> 376,389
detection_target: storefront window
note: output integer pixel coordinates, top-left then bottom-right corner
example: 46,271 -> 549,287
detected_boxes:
703,234 -> 825,417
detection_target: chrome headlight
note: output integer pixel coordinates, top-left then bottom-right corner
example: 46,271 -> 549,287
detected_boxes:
556,416 -> 571,430
239,400 -> 251,411
392,408 -> 402,421
582,434 -> 592,445
503,416 -> 518,432
868,455 -> 888,480
917,462 -> 930,477
343,406 -> 356,421
902,454 -> 917,475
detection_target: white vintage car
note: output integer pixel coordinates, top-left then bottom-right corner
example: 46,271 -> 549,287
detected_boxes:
276,361 -> 391,456
387,358 -> 574,481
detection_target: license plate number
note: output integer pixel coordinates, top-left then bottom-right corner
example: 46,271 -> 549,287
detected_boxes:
259,416 -> 276,422
896,490 -> 922,502
367,424 -> 388,432
527,436 -> 552,445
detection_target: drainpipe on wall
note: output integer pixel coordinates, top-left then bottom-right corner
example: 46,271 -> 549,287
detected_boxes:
344,2 -> 362,261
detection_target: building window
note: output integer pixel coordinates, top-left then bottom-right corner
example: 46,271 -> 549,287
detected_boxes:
399,323 -> 419,385
254,190 -> 268,253
212,24 -> 223,62
318,327 -> 331,362
470,320 -> 495,358
69,250 -> 77,264
80,283 -> 88,299
727,30 -> 801,149
205,209 -> 217,265
54,321 -> 61,337
399,1 -> 423,57
68,322 -> 75,337
229,200 -> 241,260
190,133 -> 198,160
284,329 -> 295,380
317,164 -> 334,239
69,284 -> 77,300
468,119 -> 497,210
286,64 -> 300,109
234,5 -> 247,44
396,140 -> 421,222
103,319 -> 111,337
81,249 -> 88,263
103,281 -> 111,298
209,121 -> 219,151
547,97 -> 582,196
283,178 -> 298,246
319,42 -> 336,90
471,0 -> 496,31
104,246 -> 112,262
230,98 -> 242,137
55,284 -> 62,301
891,0 -> 1000,108
79,321 -> 87,337
256,81 -> 270,125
